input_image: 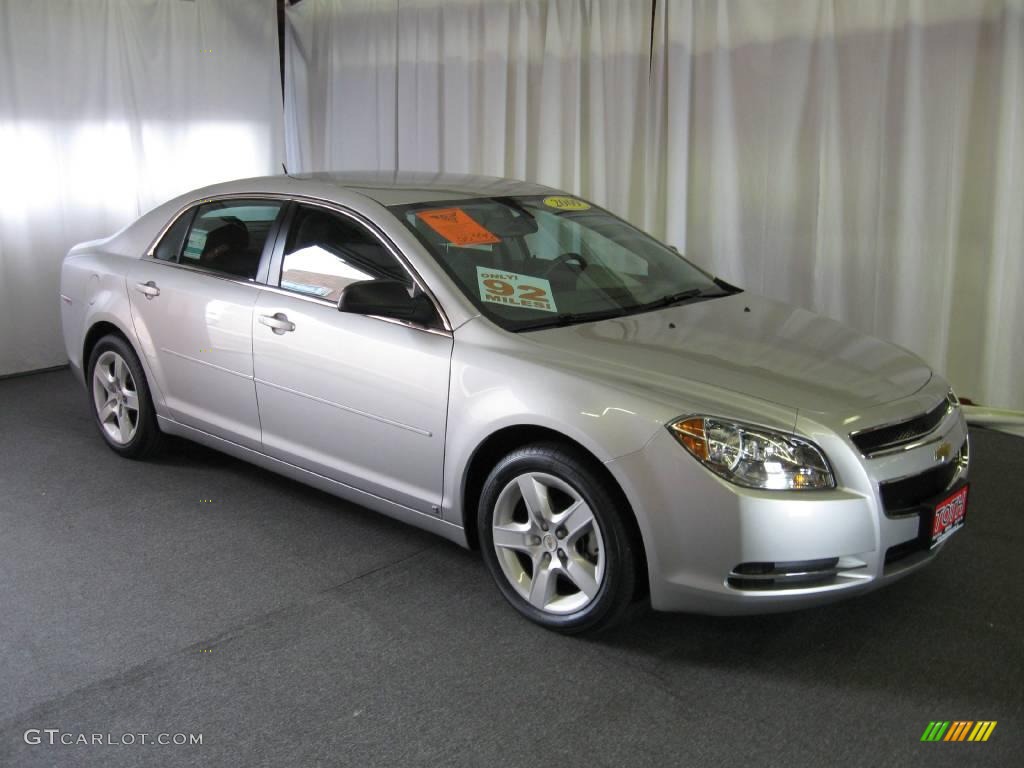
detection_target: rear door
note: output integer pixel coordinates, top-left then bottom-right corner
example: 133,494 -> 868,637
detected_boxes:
128,198 -> 285,449
251,203 -> 453,515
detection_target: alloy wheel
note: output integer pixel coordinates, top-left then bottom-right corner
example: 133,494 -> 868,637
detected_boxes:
92,350 -> 140,445
491,471 -> 605,614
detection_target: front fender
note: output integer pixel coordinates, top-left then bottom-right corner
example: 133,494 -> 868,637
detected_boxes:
441,341 -> 673,528
441,319 -> 801,537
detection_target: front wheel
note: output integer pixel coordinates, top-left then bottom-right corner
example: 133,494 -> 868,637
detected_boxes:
478,443 -> 638,633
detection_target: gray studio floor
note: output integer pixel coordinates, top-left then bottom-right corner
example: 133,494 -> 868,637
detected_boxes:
1,369 -> 1020,767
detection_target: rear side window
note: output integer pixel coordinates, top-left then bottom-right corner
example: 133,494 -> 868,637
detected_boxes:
179,200 -> 283,279
277,205 -> 410,302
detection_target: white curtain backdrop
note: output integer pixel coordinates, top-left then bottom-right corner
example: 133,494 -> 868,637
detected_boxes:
285,0 -> 653,220
285,0 -> 1024,410
0,0 -> 284,377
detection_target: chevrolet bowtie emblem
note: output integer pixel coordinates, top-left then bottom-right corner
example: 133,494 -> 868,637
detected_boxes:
934,442 -> 953,463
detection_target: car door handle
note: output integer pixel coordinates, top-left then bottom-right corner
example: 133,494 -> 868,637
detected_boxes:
258,312 -> 296,334
135,281 -> 160,299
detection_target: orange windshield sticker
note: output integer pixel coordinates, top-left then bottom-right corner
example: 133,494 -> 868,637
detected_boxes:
417,208 -> 501,247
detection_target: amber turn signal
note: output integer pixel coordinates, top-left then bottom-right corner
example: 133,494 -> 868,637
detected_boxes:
668,417 -> 708,461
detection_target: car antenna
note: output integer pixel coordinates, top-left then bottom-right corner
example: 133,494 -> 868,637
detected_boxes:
282,163 -> 288,175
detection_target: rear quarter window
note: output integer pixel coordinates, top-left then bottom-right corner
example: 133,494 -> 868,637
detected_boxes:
153,210 -> 195,262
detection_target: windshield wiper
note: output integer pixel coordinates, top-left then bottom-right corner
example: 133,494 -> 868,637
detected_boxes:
632,288 -> 705,311
615,286 -> 732,320
512,308 -> 628,332
511,286 -> 733,332
660,288 -> 705,306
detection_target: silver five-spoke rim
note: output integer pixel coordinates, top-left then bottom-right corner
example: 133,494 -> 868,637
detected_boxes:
492,471 -> 605,615
92,350 -> 140,445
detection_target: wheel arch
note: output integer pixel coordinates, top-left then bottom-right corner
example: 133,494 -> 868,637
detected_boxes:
460,423 -> 649,597
83,319 -> 132,371
82,317 -> 164,412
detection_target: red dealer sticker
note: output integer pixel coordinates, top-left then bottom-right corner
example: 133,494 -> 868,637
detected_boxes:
931,484 -> 967,548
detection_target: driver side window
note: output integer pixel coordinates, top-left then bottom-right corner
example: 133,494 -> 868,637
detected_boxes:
279,205 -> 411,303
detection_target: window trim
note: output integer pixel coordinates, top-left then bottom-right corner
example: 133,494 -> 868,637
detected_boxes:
266,198 -> 452,333
145,194 -> 287,283
272,203 -> 408,300
144,192 -> 452,333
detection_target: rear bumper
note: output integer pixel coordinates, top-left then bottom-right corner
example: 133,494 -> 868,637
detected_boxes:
606,393 -> 969,615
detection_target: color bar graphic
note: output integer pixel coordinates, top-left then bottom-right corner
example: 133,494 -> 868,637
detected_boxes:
921,720 -> 996,742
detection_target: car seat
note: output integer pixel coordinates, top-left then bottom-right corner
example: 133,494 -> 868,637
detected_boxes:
201,220 -> 251,278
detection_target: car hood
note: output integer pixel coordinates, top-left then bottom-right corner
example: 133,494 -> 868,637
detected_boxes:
521,293 -> 932,415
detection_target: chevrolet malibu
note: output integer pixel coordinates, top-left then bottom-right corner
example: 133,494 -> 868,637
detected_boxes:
60,172 -> 970,633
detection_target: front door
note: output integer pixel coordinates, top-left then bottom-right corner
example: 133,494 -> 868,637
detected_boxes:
252,203 -> 453,515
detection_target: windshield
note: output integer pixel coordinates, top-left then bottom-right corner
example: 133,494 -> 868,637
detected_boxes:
391,194 -> 735,331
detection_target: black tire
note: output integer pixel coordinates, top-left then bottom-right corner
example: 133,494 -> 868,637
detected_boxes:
86,334 -> 163,459
478,442 -> 638,634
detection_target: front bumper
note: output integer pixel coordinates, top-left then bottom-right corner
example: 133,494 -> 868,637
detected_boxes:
606,389 -> 970,615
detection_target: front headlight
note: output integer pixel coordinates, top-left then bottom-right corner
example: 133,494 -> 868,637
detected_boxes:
668,416 -> 835,490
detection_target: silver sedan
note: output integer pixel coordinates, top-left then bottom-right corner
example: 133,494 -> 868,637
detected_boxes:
60,172 -> 970,632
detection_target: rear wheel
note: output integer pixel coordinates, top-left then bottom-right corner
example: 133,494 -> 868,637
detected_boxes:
87,335 -> 162,459
478,443 -> 637,633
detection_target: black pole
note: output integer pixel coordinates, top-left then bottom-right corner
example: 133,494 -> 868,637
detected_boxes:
277,0 -> 286,104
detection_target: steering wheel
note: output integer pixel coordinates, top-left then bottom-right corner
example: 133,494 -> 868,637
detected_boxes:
540,251 -> 588,276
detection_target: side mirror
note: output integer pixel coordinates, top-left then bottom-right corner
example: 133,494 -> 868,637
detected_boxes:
338,279 -> 438,327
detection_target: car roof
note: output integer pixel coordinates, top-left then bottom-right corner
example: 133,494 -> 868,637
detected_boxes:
194,171 -> 561,208
289,171 -> 558,206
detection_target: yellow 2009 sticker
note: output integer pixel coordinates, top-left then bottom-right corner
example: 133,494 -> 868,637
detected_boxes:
542,196 -> 591,212
476,267 -> 558,313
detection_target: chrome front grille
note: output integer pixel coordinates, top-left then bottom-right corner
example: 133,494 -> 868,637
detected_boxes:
878,438 -> 969,516
850,397 -> 953,457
